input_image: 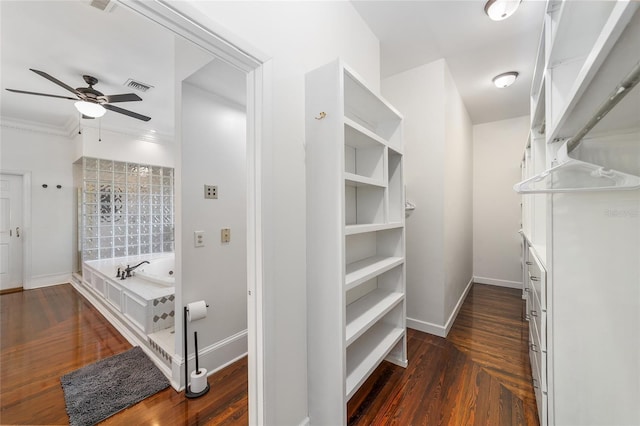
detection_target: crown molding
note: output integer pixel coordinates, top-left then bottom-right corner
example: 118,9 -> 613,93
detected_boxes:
1,115 -> 173,144
0,117 -> 73,138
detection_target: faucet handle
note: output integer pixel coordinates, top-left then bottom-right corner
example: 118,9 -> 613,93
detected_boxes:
116,267 -> 121,278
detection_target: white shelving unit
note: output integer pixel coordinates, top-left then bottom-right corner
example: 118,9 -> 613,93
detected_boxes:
306,59 -> 407,425
517,2 -> 640,425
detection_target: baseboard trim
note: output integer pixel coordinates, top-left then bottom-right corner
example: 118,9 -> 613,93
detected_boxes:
407,277 -> 474,338
406,318 -> 446,338
443,277 -> 474,336
27,272 -> 72,289
175,330 -> 248,391
0,287 -> 23,295
298,417 -> 310,426
474,276 -> 522,289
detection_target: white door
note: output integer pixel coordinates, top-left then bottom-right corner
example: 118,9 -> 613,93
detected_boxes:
0,174 -> 23,290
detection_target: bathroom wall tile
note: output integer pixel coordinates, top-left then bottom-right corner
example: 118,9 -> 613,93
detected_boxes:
83,238 -> 98,249
84,181 -> 98,192
99,159 -> 114,171
100,237 -> 114,248
84,158 -> 98,170
84,204 -> 99,215
100,248 -> 113,258
84,250 -> 98,260
82,157 -> 174,261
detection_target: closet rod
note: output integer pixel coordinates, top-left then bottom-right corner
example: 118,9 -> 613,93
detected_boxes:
567,60 -> 640,153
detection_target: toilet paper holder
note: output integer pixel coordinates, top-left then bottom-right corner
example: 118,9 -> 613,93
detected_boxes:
184,302 -> 210,398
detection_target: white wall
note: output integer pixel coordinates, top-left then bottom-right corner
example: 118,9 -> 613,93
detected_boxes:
0,122 -> 176,289
0,126 -> 75,288
443,65 -> 473,322
382,59 -> 473,337
180,81 -> 248,378
74,127 -> 176,167
382,61 -> 446,328
473,116 -> 529,287
174,3 -> 380,424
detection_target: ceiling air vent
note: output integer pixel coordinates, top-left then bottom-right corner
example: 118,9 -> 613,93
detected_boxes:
124,79 -> 154,93
89,0 -> 115,12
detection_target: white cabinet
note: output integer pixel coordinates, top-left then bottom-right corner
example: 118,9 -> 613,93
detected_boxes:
306,59 -> 407,425
518,2 -> 640,425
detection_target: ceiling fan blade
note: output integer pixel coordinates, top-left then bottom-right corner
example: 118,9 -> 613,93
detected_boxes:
103,104 -> 151,121
29,68 -> 82,97
6,88 -> 77,100
104,93 -> 142,103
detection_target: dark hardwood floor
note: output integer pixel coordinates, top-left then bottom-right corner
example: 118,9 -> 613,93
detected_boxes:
348,284 -> 538,425
1,283 -> 535,425
0,284 -> 247,425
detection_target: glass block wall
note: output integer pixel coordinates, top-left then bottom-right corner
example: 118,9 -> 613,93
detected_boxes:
81,157 -> 174,261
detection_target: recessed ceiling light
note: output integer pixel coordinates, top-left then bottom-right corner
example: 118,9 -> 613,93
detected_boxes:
492,72 -> 519,88
484,0 -> 522,21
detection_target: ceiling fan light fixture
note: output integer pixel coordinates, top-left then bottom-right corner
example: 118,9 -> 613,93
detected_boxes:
484,0 -> 521,21
492,71 -> 519,88
75,101 -> 106,118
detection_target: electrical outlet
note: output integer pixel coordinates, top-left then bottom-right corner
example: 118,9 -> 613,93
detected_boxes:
204,185 -> 218,199
221,228 -> 231,243
194,230 -> 205,247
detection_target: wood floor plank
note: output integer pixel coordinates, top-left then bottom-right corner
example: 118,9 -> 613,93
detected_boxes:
348,283 -> 539,426
2,282 -> 536,425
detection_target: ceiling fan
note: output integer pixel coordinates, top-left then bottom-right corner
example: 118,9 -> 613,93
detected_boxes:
6,68 -> 151,121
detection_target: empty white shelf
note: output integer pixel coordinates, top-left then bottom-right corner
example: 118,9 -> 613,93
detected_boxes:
346,289 -> 403,347
346,322 -> 404,400
345,256 -> 404,291
344,172 -> 386,188
345,222 -> 403,235
344,117 -> 389,147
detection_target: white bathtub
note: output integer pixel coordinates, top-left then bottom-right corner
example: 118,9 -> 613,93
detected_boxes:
135,256 -> 175,287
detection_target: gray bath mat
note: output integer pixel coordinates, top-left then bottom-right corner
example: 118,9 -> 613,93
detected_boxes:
60,346 -> 170,426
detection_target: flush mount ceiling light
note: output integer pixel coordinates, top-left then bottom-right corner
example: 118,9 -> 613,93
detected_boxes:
75,101 -> 106,118
492,71 -> 519,88
484,0 -> 522,21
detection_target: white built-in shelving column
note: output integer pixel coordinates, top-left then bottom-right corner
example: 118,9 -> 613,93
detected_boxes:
306,59 -> 407,425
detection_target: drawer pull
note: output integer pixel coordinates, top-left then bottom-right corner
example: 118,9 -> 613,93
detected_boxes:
530,343 -> 539,352
524,288 -> 530,292
530,310 -> 538,317
533,378 -> 539,389
525,314 -> 531,321
526,261 -> 533,265
530,276 -> 540,282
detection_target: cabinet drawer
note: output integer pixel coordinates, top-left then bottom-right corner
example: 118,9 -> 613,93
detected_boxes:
527,247 -> 547,310
529,313 -> 547,392
529,339 -> 548,426
529,285 -> 546,352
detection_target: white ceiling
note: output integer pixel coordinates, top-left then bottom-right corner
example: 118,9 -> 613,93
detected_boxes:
351,0 -> 546,124
1,1 -> 543,137
0,0 -> 245,142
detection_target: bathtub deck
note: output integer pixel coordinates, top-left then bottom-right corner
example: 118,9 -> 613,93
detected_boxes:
85,255 -> 174,301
